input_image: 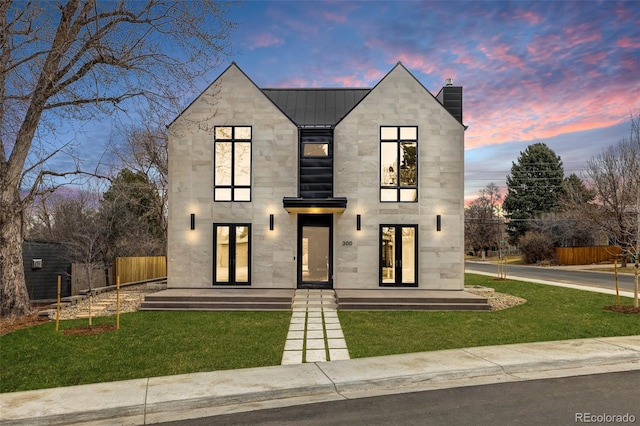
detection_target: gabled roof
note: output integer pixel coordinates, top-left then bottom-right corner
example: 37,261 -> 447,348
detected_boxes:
262,88 -> 370,127
170,61 -> 464,129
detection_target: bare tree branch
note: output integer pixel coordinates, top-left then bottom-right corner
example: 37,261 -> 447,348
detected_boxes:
1,0 -> 236,316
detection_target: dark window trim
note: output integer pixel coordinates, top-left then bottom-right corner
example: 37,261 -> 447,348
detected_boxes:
213,126 -> 252,202
213,223 -> 251,286
379,224 -> 418,287
379,126 -> 418,203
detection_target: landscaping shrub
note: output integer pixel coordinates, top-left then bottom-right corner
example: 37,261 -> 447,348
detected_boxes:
519,231 -> 555,264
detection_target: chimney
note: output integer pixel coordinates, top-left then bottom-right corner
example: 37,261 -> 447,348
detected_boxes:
436,78 -> 463,124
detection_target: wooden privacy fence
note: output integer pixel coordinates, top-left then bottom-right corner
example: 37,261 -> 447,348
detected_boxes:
114,256 -> 167,284
71,264 -> 111,295
554,246 -> 622,265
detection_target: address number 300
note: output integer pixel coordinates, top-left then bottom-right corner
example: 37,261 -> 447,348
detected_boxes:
342,241 -> 353,246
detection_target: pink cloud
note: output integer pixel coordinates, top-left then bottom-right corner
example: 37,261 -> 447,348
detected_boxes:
464,86 -> 637,149
526,33 -> 569,63
513,10 -> 544,25
616,37 -> 640,48
460,67 -> 640,150
581,51 -> 607,65
393,52 -> 438,75
563,24 -> 602,48
265,7 -> 319,38
479,43 -> 529,72
331,74 -> 366,87
248,32 -> 284,50
364,67 -> 385,82
323,12 -> 347,24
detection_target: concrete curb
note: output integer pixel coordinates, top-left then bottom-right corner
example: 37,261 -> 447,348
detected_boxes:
2,336 -> 639,425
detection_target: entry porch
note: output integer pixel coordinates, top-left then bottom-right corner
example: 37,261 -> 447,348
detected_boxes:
140,288 -> 490,311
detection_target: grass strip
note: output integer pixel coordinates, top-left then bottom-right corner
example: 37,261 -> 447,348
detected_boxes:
3,274 -> 639,392
0,310 -> 290,393
338,274 -> 640,358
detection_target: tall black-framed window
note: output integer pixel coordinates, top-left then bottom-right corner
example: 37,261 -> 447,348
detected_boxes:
213,224 -> 251,285
214,126 -> 252,201
299,128 -> 333,199
380,126 -> 418,202
380,224 -> 418,287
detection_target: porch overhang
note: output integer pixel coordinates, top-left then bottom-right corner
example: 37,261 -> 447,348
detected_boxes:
283,197 -> 347,213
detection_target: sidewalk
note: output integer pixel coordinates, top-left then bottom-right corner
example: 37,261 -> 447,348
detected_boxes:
1,336 -> 639,425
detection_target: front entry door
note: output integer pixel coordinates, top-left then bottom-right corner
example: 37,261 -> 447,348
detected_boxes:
298,214 -> 333,288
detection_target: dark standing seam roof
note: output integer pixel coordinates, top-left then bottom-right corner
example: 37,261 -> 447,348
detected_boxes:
262,88 -> 370,127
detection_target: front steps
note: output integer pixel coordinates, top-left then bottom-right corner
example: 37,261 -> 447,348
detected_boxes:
139,288 -> 293,311
139,288 -> 490,312
336,289 -> 491,311
292,289 -> 337,310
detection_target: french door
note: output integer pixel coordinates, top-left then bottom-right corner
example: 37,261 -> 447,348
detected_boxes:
380,225 -> 418,286
213,224 -> 251,285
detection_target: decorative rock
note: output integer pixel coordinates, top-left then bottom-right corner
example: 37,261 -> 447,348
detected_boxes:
466,286 -> 527,311
48,284 -> 161,320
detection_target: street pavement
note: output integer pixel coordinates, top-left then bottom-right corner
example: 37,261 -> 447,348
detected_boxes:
1,336 -> 638,425
1,267 -> 639,425
466,261 -> 637,297
158,370 -> 640,426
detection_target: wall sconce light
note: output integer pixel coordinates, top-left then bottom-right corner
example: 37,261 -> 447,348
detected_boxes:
436,215 -> 441,232
190,213 -> 195,230
356,214 -> 361,231
269,214 -> 274,231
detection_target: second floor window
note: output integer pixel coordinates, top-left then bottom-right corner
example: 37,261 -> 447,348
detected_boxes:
380,126 -> 418,202
214,126 -> 251,201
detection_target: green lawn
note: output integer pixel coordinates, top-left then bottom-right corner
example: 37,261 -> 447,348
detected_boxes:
2,274 -> 639,393
0,311 -> 291,393
339,274 -> 640,358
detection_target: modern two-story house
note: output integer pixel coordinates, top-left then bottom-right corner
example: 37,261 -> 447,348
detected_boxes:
145,61 -> 486,310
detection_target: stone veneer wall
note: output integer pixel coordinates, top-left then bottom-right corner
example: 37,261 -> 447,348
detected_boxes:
333,65 -> 465,290
168,64 -> 299,288
167,63 -> 464,290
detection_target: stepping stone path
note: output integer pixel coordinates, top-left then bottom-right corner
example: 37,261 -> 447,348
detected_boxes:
282,289 -> 350,364
47,284 -> 157,320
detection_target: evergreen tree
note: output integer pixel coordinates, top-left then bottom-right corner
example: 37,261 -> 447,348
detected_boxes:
101,169 -> 165,258
562,173 -> 596,204
503,143 -> 565,242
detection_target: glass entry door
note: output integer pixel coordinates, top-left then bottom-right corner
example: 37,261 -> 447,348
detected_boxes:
380,225 -> 417,286
213,224 -> 250,285
298,214 -> 332,288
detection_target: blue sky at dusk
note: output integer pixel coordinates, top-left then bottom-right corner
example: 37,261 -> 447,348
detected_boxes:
34,1 -> 640,203
219,0 -> 639,202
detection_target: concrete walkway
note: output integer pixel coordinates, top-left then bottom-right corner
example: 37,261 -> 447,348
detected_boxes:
1,336 -> 638,425
282,289 -> 350,364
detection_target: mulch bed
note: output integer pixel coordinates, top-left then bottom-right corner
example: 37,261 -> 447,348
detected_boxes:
604,305 -> 640,314
0,312 -> 49,336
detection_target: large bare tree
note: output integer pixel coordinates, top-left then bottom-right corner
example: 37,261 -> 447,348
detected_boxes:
574,114 -> 640,268
465,182 -> 503,258
1,1 -> 235,316
108,108 -> 169,254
